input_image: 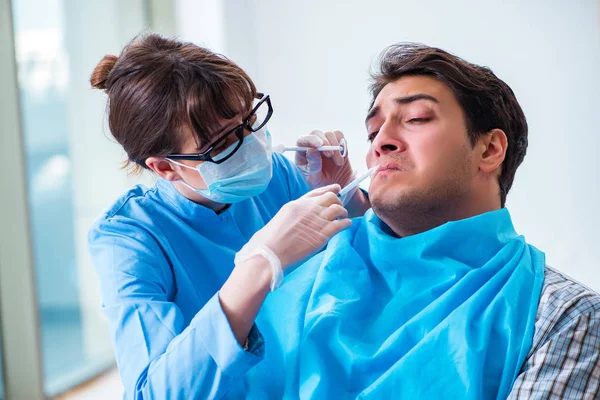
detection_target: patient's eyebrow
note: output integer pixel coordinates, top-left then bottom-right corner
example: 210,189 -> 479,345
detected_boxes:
394,93 -> 439,105
365,106 -> 380,123
366,93 -> 439,124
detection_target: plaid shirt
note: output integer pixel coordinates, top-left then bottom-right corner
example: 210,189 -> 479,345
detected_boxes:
508,266 -> 600,399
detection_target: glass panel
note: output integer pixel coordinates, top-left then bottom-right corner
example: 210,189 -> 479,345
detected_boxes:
0,330 -> 4,400
250,98 -> 270,131
11,0 -> 152,396
211,129 -> 243,161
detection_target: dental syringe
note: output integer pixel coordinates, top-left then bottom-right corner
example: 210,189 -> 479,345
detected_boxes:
337,166 -> 377,204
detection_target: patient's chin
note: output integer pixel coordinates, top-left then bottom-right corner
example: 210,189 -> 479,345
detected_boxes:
371,190 -> 413,216
371,188 -> 435,219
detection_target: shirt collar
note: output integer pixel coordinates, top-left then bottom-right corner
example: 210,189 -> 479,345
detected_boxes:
154,178 -> 226,221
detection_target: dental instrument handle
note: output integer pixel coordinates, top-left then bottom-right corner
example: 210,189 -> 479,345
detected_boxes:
274,138 -> 348,158
284,145 -> 342,152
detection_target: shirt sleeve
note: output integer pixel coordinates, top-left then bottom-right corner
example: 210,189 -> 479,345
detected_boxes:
88,216 -> 265,400
507,309 -> 600,399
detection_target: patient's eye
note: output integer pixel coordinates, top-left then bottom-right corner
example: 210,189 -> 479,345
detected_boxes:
407,117 -> 430,124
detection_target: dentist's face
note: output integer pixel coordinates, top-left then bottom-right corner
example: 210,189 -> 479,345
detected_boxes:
172,117 -> 246,191
365,75 -> 478,218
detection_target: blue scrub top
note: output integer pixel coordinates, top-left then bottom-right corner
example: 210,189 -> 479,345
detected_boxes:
88,154 -> 309,399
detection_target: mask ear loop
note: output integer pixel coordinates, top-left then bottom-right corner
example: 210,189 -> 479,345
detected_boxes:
165,158 -> 204,192
165,158 -> 197,171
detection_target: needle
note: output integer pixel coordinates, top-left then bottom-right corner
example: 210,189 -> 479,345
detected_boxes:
338,166 -> 377,200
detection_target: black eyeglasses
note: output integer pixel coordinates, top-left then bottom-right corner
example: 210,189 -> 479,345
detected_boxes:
166,93 -> 273,164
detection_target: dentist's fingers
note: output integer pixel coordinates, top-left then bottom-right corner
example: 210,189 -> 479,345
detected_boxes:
304,149 -> 322,175
311,130 -> 333,158
320,203 -> 349,221
320,217 -> 352,237
324,130 -> 345,166
303,184 -> 342,198
296,133 -> 324,148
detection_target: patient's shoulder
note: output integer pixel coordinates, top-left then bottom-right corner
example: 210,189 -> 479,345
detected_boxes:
533,265 -> 600,342
507,266 -> 600,399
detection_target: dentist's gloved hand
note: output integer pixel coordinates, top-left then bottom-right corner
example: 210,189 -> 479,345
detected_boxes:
295,130 -> 356,190
237,184 -> 351,270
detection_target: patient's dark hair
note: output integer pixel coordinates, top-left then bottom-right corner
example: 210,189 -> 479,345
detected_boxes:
370,43 -> 528,207
90,32 -> 257,173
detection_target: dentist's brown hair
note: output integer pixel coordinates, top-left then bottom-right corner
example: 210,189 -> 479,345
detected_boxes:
90,33 -> 257,173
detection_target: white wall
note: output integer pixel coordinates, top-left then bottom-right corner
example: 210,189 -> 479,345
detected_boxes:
175,0 -> 600,290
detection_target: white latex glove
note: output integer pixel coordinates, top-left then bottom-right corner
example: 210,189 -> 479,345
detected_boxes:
237,184 -> 352,270
295,130 -> 356,190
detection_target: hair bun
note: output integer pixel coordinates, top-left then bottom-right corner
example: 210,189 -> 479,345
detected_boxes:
90,55 -> 118,90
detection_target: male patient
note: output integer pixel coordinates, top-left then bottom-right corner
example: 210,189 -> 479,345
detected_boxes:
253,43 -> 600,399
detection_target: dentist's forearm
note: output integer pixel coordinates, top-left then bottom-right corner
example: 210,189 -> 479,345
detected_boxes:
219,255 -> 272,345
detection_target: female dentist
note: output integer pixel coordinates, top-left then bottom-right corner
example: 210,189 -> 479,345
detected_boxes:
87,33 -> 368,399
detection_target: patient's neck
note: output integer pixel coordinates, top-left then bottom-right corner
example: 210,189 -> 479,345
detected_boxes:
375,195 -> 501,238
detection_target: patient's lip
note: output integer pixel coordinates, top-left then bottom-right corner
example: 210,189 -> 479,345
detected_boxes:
375,162 -> 404,175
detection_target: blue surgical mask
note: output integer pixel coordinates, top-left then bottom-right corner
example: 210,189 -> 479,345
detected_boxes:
168,127 -> 273,204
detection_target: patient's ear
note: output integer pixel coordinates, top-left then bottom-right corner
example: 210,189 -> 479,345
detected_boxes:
477,129 -> 507,175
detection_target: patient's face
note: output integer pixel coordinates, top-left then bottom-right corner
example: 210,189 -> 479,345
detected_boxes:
365,75 -> 477,219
